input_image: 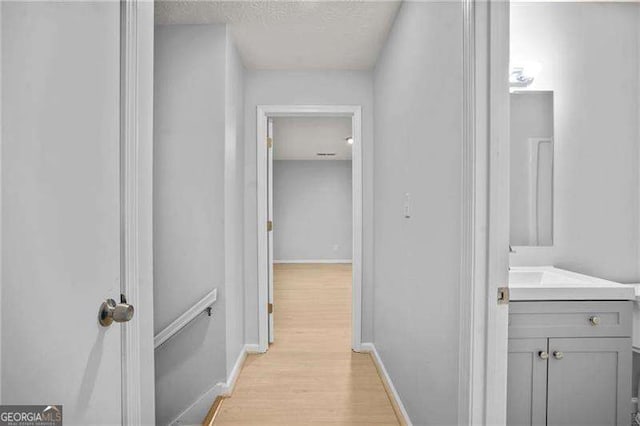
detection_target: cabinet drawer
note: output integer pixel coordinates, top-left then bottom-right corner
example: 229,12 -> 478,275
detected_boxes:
509,301 -> 632,338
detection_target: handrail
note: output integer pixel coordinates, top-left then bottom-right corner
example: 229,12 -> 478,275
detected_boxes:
154,288 -> 217,349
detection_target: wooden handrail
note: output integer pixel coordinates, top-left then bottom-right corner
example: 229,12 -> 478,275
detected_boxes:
154,288 -> 217,349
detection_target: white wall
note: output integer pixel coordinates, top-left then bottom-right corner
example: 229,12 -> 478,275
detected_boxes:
154,24 -> 227,425
372,2 -> 462,424
273,160 -> 352,261
243,70 -> 374,343
510,3 -> 640,283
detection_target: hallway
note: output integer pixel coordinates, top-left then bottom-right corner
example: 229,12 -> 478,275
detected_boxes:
214,264 -> 400,425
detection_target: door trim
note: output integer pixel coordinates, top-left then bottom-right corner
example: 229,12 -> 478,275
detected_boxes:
457,1 -> 510,424
256,105 -> 363,353
120,1 -> 154,424
0,0 -> 3,404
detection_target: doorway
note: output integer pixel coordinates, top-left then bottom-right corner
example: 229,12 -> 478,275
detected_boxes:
256,105 -> 363,353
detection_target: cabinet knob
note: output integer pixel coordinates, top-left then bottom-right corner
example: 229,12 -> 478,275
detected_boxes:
553,351 -> 564,360
538,351 -> 549,360
589,316 -> 600,326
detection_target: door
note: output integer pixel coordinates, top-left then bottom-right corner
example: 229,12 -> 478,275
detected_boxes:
547,337 -> 632,426
267,117 -> 275,343
507,338 -> 548,426
2,2 -> 125,424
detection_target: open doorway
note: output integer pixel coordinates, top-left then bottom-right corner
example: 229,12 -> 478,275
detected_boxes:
257,106 -> 363,353
271,115 -> 353,351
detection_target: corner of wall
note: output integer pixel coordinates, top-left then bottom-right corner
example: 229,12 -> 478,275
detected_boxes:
223,26 -> 248,376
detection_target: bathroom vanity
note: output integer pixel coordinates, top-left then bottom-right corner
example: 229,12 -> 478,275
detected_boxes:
507,267 -> 635,426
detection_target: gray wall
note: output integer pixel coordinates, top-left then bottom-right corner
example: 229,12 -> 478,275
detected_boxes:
244,70 -> 374,343
373,2 -> 462,424
224,29 -> 246,376
510,3 -> 640,283
510,92 -> 554,246
154,24 -> 227,425
273,160 -> 352,261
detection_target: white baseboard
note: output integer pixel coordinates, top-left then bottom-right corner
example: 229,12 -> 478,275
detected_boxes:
170,382 -> 225,426
244,343 -> 262,354
360,342 -> 412,426
274,259 -> 352,264
223,345 -> 248,396
170,344 -> 251,425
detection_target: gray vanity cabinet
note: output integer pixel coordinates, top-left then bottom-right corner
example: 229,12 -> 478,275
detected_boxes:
507,301 -> 633,426
507,338 -> 548,426
546,337 -> 631,426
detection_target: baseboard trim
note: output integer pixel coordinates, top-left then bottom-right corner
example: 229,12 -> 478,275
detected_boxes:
202,396 -> 226,426
169,382 -> 226,426
274,259 -> 352,264
223,344 -> 249,396
169,344 -> 251,425
245,343 -> 263,354
360,343 -> 412,426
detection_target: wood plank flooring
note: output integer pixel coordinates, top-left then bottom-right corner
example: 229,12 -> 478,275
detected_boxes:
214,263 -> 400,425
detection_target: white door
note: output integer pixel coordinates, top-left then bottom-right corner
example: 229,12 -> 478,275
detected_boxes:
2,2 -> 125,424
267,118 -> 275,343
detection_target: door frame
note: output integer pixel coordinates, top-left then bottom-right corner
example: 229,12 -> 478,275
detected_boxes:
458,0 -> 510,424
120,1 -> 154,424
256,105 -> 363,353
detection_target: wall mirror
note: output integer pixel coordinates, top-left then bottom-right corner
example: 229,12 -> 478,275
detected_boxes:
510,90 -> 554,247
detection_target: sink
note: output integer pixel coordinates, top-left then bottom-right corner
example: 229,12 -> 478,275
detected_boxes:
508,266 -> 636,301
508,270 -> 584,286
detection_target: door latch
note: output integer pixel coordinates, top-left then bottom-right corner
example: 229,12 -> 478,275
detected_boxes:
497,287 -> 510,305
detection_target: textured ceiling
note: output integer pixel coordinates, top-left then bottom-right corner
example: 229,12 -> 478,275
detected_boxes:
273,117 -> 353,160
155,1 -> 401,70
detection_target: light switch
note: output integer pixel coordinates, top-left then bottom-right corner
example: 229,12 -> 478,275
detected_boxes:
403,192 -> 411,218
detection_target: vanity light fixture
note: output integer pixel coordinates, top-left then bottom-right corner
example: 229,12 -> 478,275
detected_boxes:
510,61 -> 542,88
346,137 -> 354,145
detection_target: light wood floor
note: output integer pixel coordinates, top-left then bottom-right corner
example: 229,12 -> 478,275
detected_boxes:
214,263 -> 400,425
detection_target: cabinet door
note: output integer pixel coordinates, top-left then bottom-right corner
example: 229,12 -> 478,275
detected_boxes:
547,338 -> 632,426
507,338 -> 549,426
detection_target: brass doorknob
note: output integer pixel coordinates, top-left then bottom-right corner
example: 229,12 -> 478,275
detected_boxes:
99,297 -> 134,326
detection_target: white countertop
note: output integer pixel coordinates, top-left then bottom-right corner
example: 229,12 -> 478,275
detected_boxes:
509,266 -> 636,301
630,283 -> 640,302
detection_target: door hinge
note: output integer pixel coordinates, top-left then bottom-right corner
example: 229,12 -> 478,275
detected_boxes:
267,137 -> 273,149
497,287 -> 510,305
267,220 -> 273,231
268,303 -> 274,314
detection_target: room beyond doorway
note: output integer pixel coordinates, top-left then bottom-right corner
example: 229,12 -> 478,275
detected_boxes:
256,105 -> 363,353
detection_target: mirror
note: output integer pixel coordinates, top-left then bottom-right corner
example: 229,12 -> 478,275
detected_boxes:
510,90 -> 554,247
